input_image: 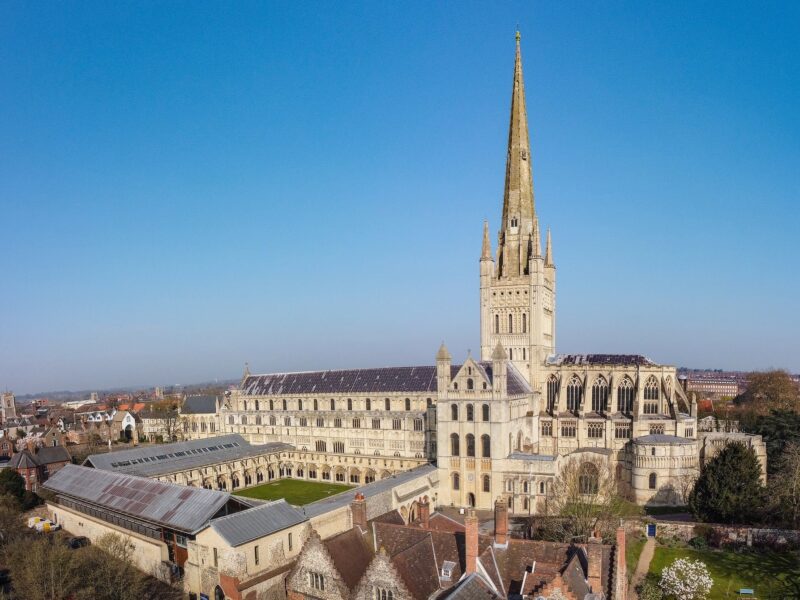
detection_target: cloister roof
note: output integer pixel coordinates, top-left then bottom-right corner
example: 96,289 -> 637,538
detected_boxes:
83,434 -> 292,478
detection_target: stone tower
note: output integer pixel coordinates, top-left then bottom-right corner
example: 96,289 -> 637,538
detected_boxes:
480,32 -> 556,388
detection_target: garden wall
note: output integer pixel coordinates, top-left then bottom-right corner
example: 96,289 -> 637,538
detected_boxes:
622,518 -> 800,549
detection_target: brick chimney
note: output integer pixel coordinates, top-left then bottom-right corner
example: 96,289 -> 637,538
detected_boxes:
351,493 -> 367,530
465,509 -> 479,575
494,497 -> 508,546
586,538 -> 603,592
419,495 -> 430,529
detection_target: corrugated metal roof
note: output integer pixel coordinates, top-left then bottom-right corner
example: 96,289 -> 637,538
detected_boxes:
302,463 -> 437,518
44,464 -> 233,533
241,362 -> 531,397
210,499 -> 306,546
84,435 -> 292,477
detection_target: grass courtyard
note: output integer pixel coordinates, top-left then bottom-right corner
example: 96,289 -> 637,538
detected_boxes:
233,479 -> 353,505
648,546 -> 800,599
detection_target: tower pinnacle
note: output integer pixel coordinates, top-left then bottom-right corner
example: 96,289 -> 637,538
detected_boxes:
481,220 -> 492,260
544,228 -> 553,266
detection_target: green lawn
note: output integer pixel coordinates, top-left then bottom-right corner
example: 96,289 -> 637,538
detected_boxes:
233,479 -> 353,505
648,546 -> 800,599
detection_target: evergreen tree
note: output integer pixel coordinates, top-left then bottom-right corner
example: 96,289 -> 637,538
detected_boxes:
689,442 -> 765,524
0,469 -> 26,504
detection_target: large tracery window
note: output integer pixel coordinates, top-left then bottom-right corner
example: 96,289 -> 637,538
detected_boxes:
566,376 -> 583,411
546,375 -> 558,412
578,462 -> 599,495
617,378 -> 634,413
644,376 -> 659,400
591,377 -> 609,412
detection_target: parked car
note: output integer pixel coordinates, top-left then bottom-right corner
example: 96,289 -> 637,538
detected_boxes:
66,536 -> 90,549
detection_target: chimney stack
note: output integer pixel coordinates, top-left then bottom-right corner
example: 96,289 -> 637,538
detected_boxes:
351,493 -> 367,530
419,496 -> 430,529
494,497 -> 509,546
614,527 -> 627,600
587,538 -> 603,591
465,509 -> 479,575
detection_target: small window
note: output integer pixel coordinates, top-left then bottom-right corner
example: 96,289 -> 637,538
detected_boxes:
254,545 -> 259,565
466,404 -> 474,421
405,398 -> 411,411
649,472 -> 657,490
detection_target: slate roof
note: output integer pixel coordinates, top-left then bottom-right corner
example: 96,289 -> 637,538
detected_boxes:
8,450 -> 38,469
35,446 -> 71,465
182,395 -> 218,415
241,362 -> 531,397
84,434 -> 292,477
44,464 -> 237,533
547,354 -> 656,366
210,499 -> 306,547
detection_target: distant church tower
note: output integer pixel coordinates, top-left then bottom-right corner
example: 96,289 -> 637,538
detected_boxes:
480,32 -> 556,389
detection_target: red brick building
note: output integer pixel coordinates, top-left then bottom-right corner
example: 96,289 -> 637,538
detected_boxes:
7,446 -> 72,491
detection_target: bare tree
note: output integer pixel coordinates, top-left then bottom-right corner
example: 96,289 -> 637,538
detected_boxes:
542,455 -> 628,543
7,537 -> 80,600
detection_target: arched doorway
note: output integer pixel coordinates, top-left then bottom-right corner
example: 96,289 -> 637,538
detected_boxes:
467,493 -> 476,508
123,424 -> 133,442
214,585 -> 225,600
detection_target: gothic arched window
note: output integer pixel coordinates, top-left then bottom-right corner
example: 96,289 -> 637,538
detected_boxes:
366,398 -> 371,411
467,378 -> 474,390
482,404 -> 490,422
617,378 -> 634,412
452,472 -> 460,490
591,377 -> 609,412
547,375 -> 558,412
578,462 -> 599,495
522,313 -> 527,333
347,398 -> 352,411
508,314 -> 513,333
567,375 -> 583,411
405,398 -> 411,411
385,398 -> 391,411
483,474 -> 490,492
466,434 -> 475,457
494,314 -> 499,334
649,472 -> 657,490
450,433 -> 460,456
481,434 -> 491,458
451,404 -> 458,421
644,376 -> 659,400
466,404 -> 474,421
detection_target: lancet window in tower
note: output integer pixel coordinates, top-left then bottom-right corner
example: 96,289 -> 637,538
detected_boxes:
546,375 -> 558,412
481,434 -> 491,458
495,314 -> 500,334
591,377 -> 609,412
450,433 -> 460,456
566,376 -> 583,411
617,378 -> 634,413
508,314 -> 513,333
466,434 -> 475,457
522,313 -> 527,333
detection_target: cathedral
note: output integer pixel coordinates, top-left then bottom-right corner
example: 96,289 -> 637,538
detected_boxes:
216,34 -> 765,512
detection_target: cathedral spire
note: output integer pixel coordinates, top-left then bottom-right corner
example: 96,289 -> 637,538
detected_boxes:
544,228 -> 553,266
481,220 -> 492,260
498,31 -> 537,277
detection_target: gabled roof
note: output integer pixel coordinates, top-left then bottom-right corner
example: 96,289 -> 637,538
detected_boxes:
210,499 -> 306,547
444,573 -> 502,600
9,450 -> 38,469
323,527 -> 374,590
240,362 -> 531,397
44,464 -> 236,534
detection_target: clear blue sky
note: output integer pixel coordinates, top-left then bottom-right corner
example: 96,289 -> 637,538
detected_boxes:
1,2 -> 798,394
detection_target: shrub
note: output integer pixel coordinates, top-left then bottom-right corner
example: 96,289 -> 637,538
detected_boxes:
689,536 -> 708,550
637,574 -> 664,600
660,557 -> 713,600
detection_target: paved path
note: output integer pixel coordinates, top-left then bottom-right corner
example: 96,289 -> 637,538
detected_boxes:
629,537 -> 656,599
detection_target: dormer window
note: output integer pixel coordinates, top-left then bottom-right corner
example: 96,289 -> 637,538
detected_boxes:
441,561 -> 456,580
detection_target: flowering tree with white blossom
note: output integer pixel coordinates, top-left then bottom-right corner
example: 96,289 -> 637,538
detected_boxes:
660,558 -> 713,600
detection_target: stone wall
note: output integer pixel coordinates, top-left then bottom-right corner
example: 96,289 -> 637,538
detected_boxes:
623,518 -> 800,549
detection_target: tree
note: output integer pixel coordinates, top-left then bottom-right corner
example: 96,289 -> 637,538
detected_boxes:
542,455 -> 629,543
736,370 -> 800,415
0,494 -> 25,549
689,442 -> 765,524
659,558 -> 713,600
148,402 -> 183,442
740,409 -> 800,474
79,533 -> 149,600
0,470 -> 25,505
7,537 -> 81,600
767,442 -> 800,528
